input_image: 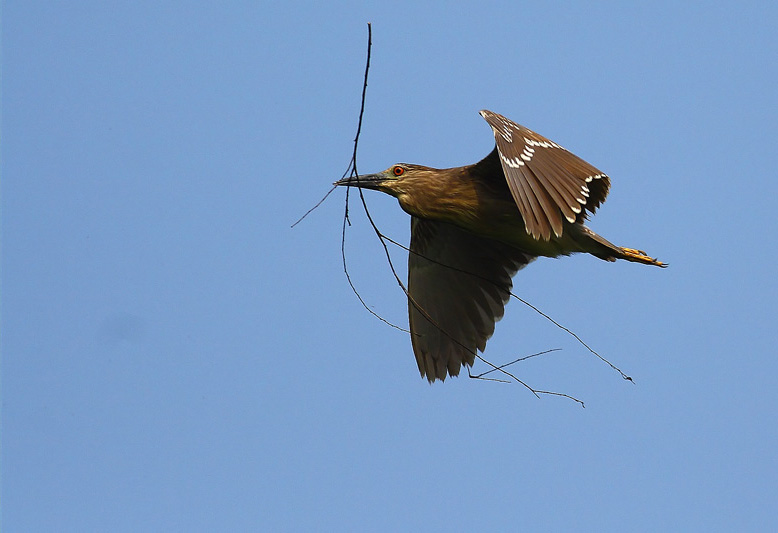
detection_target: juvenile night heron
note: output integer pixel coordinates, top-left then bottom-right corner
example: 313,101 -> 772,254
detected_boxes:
336,110 -> 665,383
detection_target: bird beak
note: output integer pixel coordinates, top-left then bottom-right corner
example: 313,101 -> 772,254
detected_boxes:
333,172 -> 387,190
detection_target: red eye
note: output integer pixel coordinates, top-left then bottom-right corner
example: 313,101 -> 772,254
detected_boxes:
393,166 -> 405,176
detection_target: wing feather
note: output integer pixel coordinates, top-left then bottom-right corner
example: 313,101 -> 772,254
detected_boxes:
479,109 -> 611,240
408,218 -> 535,382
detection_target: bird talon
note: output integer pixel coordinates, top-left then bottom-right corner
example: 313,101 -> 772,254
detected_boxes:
621,247 -> 645,255
619,247 -> 666,267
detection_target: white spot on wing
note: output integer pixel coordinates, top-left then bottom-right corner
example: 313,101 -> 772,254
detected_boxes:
524,137 -> 562,149
501,154 -> 524,168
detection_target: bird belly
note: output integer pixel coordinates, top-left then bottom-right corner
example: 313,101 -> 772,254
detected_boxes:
457,207 -> 582,259
482,220 -> 580,257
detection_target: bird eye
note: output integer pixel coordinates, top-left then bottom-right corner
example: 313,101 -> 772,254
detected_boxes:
392,166 -> 405,177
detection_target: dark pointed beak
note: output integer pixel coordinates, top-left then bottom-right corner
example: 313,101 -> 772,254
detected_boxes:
333,172 -> 386,190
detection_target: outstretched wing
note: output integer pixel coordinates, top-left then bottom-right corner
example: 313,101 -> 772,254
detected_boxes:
479,109 -> 610,241
408,217 -> 535,382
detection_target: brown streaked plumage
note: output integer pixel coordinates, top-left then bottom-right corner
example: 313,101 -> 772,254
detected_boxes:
335,110 -> 665,383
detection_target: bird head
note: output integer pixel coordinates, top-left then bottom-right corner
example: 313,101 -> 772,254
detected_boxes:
333,164 -> 433,199
334,163 -> 475,222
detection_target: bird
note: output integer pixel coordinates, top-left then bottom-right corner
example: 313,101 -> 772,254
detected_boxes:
335,110 -> 665,383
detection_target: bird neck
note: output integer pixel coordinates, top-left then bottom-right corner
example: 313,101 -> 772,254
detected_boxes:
396,167 -> 482,226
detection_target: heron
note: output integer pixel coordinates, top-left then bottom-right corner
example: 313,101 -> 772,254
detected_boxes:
335,110 -> 665,382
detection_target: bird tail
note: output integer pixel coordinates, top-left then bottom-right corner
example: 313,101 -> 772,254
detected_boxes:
576,226 -> 667,268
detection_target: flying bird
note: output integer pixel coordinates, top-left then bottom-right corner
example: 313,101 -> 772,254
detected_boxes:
335,110 -> 665,382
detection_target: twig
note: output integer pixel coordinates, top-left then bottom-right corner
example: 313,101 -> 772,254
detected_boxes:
470,348 -> 561,379
290,186 -> 337,228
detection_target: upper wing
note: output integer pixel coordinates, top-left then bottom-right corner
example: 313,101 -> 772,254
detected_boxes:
479,109 -> 611,241
408,217 -> 535,382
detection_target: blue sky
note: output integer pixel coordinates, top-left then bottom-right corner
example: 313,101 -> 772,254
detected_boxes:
3,1 -> 777,531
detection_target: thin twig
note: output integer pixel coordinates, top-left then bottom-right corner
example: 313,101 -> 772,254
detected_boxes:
509,294 -> 633,382
291,186 -> 337,228
470,348 -> 561,379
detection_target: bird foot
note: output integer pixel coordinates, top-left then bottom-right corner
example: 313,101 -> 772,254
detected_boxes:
619,247 -> 667,268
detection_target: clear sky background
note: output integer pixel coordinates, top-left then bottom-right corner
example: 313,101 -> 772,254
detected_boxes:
3,1 -> 777,531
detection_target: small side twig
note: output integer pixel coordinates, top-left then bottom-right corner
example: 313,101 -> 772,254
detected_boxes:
469,348 -> 561,379
290,186 -> 337,228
